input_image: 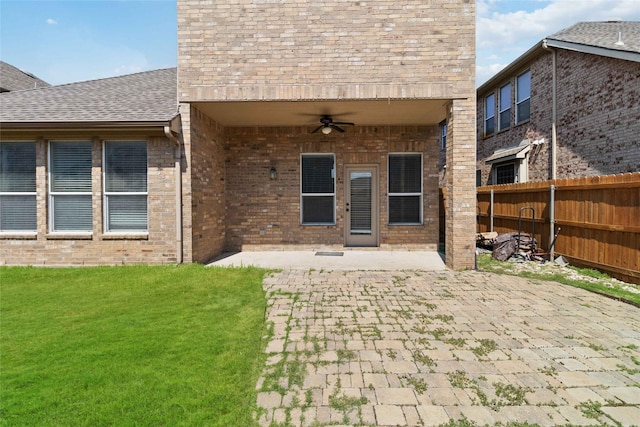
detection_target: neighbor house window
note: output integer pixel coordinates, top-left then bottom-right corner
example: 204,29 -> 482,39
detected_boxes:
499,83 -> 511,131
301,154 -> 335,225
484,94 -> 495,136
439,120 -> 447,150
0,142 -> 37,232
104,141 -> 148,232
388,153 -> 422,224
516,70 -> 531,123
495,163 -> 516,184
49,141 -> 93,232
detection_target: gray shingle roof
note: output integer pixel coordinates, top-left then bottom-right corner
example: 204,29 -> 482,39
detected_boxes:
0,61 -> 50,92
548,21 -> 640,54
0,67 -> 177,124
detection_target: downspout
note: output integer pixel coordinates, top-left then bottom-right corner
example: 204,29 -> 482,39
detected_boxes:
542,40 -> 558,180
164,117 -> 183,265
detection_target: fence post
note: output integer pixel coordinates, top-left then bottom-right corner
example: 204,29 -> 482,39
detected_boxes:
549,185 -> 555,262
490,189 -> 494,232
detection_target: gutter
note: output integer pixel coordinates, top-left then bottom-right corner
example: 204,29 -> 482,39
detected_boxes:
542,40 -> 558,180
0,121 -> 175,130
163,116 -> 183,265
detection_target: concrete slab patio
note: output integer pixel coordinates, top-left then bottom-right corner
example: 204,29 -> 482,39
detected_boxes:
208,251 -> 447,271
254,267 -> 640,426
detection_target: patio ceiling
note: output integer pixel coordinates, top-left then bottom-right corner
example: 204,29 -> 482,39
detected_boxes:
192,99 -> 449,128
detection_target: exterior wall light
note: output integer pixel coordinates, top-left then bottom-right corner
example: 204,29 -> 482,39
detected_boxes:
269,166 -> 277,180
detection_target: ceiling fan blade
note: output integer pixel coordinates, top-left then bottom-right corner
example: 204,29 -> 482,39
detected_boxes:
333,121 -> 355,126
332,125 -> 346,133
311,125 -> 324,133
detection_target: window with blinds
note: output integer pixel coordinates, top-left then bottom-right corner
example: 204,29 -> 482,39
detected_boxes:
104,141 -> 148,232
388,153 -> 422,225
301,154 -> 335,225
49,141 -> 93,232
0,142 -> 37,232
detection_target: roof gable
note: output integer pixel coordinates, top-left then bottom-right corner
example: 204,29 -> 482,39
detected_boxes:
478,21 -> 640,93
547,21 -> 640,55
0,61 -> 50,92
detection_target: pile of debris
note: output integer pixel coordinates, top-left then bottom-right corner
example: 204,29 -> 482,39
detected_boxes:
476,231 -> 538,261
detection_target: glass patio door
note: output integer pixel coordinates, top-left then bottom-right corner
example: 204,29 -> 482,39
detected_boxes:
345,166 -> 378,247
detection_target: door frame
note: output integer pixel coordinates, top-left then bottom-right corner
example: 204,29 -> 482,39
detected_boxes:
344,164 -> 379,247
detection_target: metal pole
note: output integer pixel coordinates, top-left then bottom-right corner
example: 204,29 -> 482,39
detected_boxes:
549,185 -> 555,262
490,189 -> 494,232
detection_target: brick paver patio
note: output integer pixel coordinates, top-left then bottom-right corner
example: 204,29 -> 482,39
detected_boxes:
255,269 -> 640,426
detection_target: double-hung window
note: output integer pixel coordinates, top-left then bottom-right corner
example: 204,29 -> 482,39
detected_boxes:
388,153 -> 422,225
49,141 -> 93,232
499,83 -> 511,131
104,141 -> 148,232
301,154 -> 335,225
516,70 -> 531,124
484,94 -> 495,136
0,142 -> 37,232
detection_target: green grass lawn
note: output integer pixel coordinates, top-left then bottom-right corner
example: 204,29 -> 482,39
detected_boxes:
0,265 -> 269,426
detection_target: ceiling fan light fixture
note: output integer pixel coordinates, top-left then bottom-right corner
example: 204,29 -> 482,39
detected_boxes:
321,126 -> 332,134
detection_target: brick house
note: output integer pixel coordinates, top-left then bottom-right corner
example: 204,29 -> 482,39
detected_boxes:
476,21 -> 640,186
1,0 -> 477,269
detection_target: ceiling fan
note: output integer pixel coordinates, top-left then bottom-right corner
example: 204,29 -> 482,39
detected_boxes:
311,115 -> 355,134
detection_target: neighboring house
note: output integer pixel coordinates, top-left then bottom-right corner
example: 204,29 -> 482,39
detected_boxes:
1,0 -> 477,269
476,21 -> 640,186
0,61 -> 50,92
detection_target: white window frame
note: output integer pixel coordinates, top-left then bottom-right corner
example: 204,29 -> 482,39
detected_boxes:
48,141 -> 93,234
103,141 -> 148,234
388,153 -> 423,225
484,94 -> 495,136
300,153 -> 336,225
516,70 -> 531,124
0,142 -> 37,234
498,83 -> 511,131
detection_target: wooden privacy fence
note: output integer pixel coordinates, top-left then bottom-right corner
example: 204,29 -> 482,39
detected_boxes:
441,172 -> 640,285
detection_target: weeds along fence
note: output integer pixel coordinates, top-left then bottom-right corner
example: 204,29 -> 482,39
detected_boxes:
441,172 -> 640,285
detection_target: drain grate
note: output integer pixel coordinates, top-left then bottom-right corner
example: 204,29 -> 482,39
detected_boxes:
315,251 -> 344,257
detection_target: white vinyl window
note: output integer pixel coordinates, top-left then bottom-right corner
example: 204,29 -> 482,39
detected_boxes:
0,142 -> 37,232
516,70 -> 531,124
301,154 -> 335,225
388,153 -> 422,225
104,141 -> 148,233
484,94 -> 495,136
499,83 -> 511,131
49,141 -> 93,233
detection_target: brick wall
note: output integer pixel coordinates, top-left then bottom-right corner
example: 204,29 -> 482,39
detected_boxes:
178,0 -> 475,101
223,125 -> 440,251
185,105 -> 227,263
477,49 -> 639,185
445,98 -> 476,270
555,50 -> 640,177
0,136 -> 178,265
